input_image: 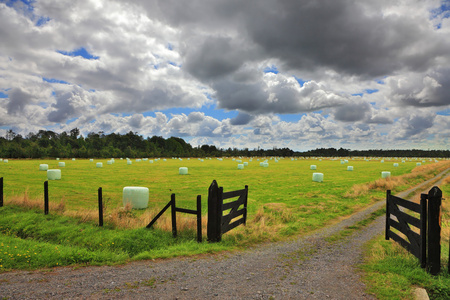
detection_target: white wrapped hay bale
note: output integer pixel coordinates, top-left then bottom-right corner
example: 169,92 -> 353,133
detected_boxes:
39,164 -> 48,171
179,167 -> 188,175
123,186 -> 149,209
96,162 -> 103,168
72,158 -> 76,161
107,160 -> 113,165
416,162 -> 421,166
149,160 -> 154,163
310,165 -> 317,170
393,163 -> 399,167
58,162 -> 65,167
3,159 -> 8,163
127,160 -> 132,165
263,162 -> 269,167
89,159 -> 94,162
244,162 -> 248,166
260,162 -> 264,166
347,166 -> 353,171
382,171 -> 391,178
312,173 -> 324,182
56,158 -> 60,160
47,169 -> 61,180
237,164 -> 244,170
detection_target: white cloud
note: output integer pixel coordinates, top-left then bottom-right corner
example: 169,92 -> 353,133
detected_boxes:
0,0 -> 449,150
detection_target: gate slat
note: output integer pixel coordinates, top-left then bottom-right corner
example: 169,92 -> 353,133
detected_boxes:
222,195 -> 244,210
389,219 -> 421,243
388,231 -> 420,259
389,203 -> 421,228
222,189 -> 246,200
222,208 -> 245,224
222,218 -> 245,234
391,195 -> 421,213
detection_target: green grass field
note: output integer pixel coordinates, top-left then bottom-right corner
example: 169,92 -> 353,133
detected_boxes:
0,157 -> 448,273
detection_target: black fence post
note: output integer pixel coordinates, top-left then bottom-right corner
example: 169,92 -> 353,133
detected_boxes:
197,195 -> 202,243
98,187 -> 103,227
420,193 -> 427,269
427,186 -> 442,275
44,181 -> 49,215
171,193 -> 177,238
207,180 -> 222,242
243,185 -> 248,225
0,177 -> 3,207
385,190 -> 391,241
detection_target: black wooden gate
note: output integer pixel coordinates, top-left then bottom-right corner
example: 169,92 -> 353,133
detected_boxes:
207,180 -> 248,242
385,190 -> 427,268
386,186 -> 443,274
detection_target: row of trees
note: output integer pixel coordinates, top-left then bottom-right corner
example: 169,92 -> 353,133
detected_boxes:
0,129 -> 448,159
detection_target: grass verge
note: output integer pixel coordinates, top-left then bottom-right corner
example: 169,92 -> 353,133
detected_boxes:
361,175 -> 450,300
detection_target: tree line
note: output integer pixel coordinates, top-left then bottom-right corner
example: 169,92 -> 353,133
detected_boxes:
0,129 -> 448,159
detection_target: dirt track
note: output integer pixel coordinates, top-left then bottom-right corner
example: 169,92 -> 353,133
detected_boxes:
1,168 -> 449,299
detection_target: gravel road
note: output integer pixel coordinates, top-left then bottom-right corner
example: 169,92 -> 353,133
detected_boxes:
1,168 -> 448,300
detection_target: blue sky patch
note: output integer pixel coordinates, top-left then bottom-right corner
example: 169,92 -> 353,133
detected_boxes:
57,47 -> 99,60
365,89 -> 379,94
43,77 -> 69,84
437,108 -> 450,116
294,76 -> 308,87
279,113 -> 306,123
264,65 -> 279,74
0,92 -> 8,98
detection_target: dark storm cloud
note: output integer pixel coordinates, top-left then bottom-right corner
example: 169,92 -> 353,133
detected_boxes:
7,88 -> 33,115
392,68 -> 450,107
184,36 -> 252,81
230,112 -> 254,125
333,101 -> 371,122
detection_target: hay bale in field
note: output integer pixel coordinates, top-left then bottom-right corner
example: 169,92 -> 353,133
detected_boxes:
381,171 -> 391,178
237,164 -> 244,170
179,167 -> 188,175
393,163 -> 399,167
97,162 -> 103,168
310,165 -> 317,170
39,164 -> 48,171
123,187 -> 149,209
244,162 -> 248,166
58,162 -> 65,167
347,166 -> 353,171
47,169 -> 61,180
127,160 -> 132,165
312,173 -> 324,182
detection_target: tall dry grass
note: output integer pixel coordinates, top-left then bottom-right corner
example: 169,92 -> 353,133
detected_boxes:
345,161 -> 450,199
7,190 -> 66,213
5,192 -> 208,233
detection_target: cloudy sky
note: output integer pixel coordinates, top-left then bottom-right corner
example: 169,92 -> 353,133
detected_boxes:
1,0 -> 449,151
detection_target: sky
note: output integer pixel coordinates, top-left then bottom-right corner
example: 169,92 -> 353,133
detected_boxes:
0,0 -> 449,151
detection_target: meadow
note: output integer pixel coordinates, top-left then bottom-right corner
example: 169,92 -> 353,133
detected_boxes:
0,157 -> 448,273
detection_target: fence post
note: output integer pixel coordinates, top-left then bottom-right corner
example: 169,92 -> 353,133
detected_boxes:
98,187 -> 103,227
0,177 -> 3,207
207,180 -> 222,242
420,193 -> 427,269
243,185 -> 248,225
427,186 -> 442,275
171,193 -> 177,238
44,181 -> 49,215
385,190 -> 391,240
197,195 -> 202,243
